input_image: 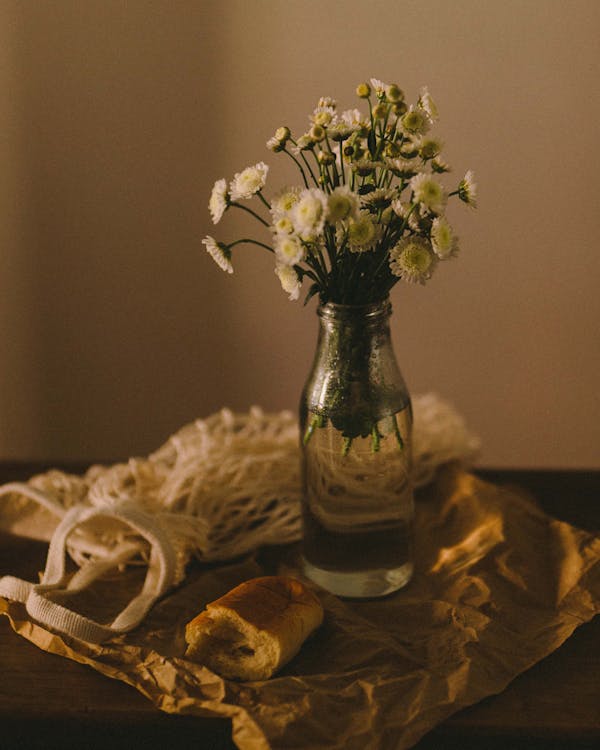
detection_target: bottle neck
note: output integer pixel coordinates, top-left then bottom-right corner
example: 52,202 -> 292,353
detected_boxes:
317,298 -> 392,335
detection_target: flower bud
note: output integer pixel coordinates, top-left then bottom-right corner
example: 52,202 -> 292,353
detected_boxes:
393,101 -> 408,116
386,84 -> 404,103
296,134 -> 315,151
310,124 -> 326,142
314,110 -> 333,127
356,82 -> 371,98
266,135 -> 284,152
275,126 -> 291,143
317,150 -> 335,165
373,102 -> 388,119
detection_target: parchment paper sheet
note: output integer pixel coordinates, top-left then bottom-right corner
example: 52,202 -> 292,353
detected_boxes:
2,466 -> 600,749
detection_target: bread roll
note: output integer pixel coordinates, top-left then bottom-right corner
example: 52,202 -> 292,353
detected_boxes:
184,576 -> 323,681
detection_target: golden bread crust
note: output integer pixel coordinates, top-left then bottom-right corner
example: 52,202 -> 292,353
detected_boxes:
184,576 -> 323,679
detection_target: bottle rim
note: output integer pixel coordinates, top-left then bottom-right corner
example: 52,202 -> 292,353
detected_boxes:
317,297 -> 391,321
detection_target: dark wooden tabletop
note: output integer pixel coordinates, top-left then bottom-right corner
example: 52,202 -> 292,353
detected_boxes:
0,463 -> 598,750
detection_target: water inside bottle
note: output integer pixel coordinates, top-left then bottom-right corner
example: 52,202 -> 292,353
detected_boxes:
301,406 -> 414,598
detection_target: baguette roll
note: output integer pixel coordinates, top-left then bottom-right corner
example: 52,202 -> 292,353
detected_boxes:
184,576 -> 323,681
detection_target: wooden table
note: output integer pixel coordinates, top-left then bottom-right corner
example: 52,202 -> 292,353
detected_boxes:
1,464 -> 598,750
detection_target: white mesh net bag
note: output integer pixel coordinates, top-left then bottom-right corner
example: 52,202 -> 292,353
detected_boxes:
0,394 -> 479,643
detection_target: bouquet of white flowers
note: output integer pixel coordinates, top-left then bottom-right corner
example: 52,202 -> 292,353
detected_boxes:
203,77 -> 476,306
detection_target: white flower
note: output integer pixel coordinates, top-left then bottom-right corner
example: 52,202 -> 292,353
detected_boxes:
352,157 -> 383,176
432,157 -> 451,173
328,121 -> 354,141
267,126 -> 291,151
401,106 -> 431,135
290,134 -> 315,156
202,236 -> 232,274
389,236 -> 436,284
347,211 -> 378,252
410,173 -> 447,214
370,78 -> 388,98
458,170 -> 478,207
431,216 -> 459,259
274,233 -> 305,266
291,188 -> 328,239
417,136 -> 444,160
391,200 -> 421,232
311,102 -> 337,127
341,108 -> 368,130
273,216 -> 294,235
385,157 -> 421,178
327,185 -> 360,223
361,188 -> 394,212
275,263 -> 301,300
418,86 -> 439,121
209,178 -> 228,224
266,135 -> 283,152
229,162 -> 269,200
270,186 -> 301,219
317,96 -> 336,110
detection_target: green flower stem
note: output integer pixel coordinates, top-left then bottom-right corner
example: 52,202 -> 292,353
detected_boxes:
298,148 -> 320,187
393,413 -> 405,451
303,414 -> 325,445
228,238 -> 274,253
230,202 -> 270,227
341,436 -> 353,456
257,191 -> 271,211
282,147 -> 310,189
325,135 -> 340,187
305,253 -> 329,290
339,145 -> 346,184
371,424 -> 381,453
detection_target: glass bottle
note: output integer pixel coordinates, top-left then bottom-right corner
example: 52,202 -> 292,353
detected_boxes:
299,298 -> 414,598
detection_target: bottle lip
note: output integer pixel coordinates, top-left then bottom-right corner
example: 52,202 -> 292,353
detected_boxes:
318,297 -> 392,320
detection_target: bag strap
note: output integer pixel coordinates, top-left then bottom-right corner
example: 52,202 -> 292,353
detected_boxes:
0,500 -> 178,643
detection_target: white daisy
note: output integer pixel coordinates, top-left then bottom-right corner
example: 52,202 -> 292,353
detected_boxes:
328,121 -> 354,142
391,200 -> 422,232
208,178 -> 228,224
389,236 -> 436,284
327,186 -> 360,223
266,135 -> 285,152
417,136 -> 444,160
317,96 -> 336,110
458,170 -> 478,207
385,157 -> 421,178
401,106 -> 431,135
270,186 -> 301,219
275,263 -> 301,300
418,86 -> 439,121
229,162 -> 269,200
347,211 -> 378,252
430,216 -> 459,259
432,157 -> 451,173
290,134 -> 315,156
370,78 -> 388,98
409,173 -> 447,214
274,234 -> 305,266
341,108 -> 368,130
273,216 -> 294,235
291,188 -> 328,239
361,187 -> 394,212
202,236 -> 232,274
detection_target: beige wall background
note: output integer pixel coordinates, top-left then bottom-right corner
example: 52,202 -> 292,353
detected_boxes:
1,0 -> 599,467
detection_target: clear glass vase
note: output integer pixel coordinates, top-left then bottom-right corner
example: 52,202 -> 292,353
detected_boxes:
299,298 -> 414,598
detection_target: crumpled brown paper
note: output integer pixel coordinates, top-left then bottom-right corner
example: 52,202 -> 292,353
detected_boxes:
2,466 -> 600,750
